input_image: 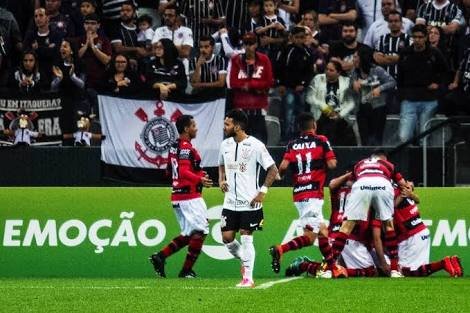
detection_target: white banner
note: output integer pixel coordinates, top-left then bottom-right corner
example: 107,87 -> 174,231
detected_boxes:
99,95 -> 225,169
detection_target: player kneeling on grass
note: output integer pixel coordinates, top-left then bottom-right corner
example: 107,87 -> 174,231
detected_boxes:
149,115 -> 213,278
323,151 -> 406,278
372,181 -> 463,277
219,109 -> 279,288
269,112 -> 337,274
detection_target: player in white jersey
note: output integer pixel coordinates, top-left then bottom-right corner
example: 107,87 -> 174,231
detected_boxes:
218,109 -> 279,288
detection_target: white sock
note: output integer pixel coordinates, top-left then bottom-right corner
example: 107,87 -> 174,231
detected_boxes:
241,235 -> 255,281
225,239 -> 243,259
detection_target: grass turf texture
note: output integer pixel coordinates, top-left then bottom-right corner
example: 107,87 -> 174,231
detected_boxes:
0,277 -> 469,313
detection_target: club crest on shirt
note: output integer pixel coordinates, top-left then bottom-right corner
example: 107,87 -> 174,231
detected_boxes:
239,162 -> 247,172
240,148 -> 252,160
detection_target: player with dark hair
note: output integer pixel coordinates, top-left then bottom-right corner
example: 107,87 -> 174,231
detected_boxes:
269,112 -> 336,274
218,109 -> 278,287
149,115 -> 213,278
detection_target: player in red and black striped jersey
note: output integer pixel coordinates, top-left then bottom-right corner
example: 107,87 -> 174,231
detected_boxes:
324,150 -> 406,278
393,182 -> 463,277
150,115 -> 213,278
286,172 -> 376,278
269,112 -> 337,274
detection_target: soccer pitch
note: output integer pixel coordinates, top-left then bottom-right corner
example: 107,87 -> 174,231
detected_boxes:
1,277 -> 469,312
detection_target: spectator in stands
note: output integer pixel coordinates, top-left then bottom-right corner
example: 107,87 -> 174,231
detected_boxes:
363,0 -> 414,49
227,32 -> 273,143
245,0 -> 263,33
110,2 -> 149,61
402,0 -> 425,22
189,35 -> 226,98
352,47 -> 396,146
318,0 -> 357,42
397,24 -> 448,143
298,10 -> 328,56
181,0 -> 225,44
76,0 -> 98,37
214,27 -> 243,58
416,0 -> 463,69
45,0 -> 75,38
329,22 -> 369,75
255,0 -> 286,59
23,8 -> 63,76
101,0 -> 136,37
374,10 -> 411,114
443,51 -> 470,116
145,38 -> 187,100
306,60 -> 356,145
101,54 -> 142,96
356,0 -> 384,40
428,26 -> 445,51
0,5 -> 22,86
225,0 -> 250,31
51,40 -> 85,94
8,51 -> 47,95
51,40 -> 86,134
137,15 -> 155,49
275,26 -> 315,141
277,0 -> 300,30
152,5 -> 193,59
78,14 -> 112,89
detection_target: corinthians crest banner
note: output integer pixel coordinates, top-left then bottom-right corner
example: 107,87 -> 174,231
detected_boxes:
98,95 -> 225,173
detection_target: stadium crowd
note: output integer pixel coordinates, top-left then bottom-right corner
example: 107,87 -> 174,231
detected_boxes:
1,0 -> 470,146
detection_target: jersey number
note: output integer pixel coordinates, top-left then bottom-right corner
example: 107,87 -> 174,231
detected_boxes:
296,152 -> 312,175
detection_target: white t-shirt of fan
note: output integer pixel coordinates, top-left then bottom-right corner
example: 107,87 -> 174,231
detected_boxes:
14,129 -> 39,145
73,131 -> 92,146
218,136 -> 275,212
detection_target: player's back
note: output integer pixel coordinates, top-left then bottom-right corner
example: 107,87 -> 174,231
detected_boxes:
393,188 -> 427,242
353,157 -> 398,182
284,133 -> 335,201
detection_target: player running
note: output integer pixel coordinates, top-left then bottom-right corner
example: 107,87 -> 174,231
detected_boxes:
149,115 -> 213,278
219,109 -> 279,288
269,112 -> 337,274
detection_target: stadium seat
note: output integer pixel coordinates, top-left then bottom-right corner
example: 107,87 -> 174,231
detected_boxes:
266,115 -> 281,146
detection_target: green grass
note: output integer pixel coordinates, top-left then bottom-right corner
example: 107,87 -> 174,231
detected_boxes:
1,277 -> 469,313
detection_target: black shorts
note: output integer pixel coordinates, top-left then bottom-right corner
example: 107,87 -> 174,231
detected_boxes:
221,208 -> 264,232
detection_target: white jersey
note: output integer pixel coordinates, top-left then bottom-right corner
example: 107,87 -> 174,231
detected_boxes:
73,131 -> 92,146
14,129 -> 39,145
219,136 -> 275,212
151,25 -> 194,47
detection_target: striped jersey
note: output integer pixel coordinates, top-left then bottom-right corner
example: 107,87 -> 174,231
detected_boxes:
224,0 -> 249,30
181,0 -> 225,44
375,33 -> 411,80
110,23 -> 139,47
393,188 -> 427,242
189,54 -> 227,83
283,132 -> 336,201
102,0 -> 138,20
416,0 -> 462,27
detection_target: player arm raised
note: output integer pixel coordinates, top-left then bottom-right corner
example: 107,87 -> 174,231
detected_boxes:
328,171 -> 352,192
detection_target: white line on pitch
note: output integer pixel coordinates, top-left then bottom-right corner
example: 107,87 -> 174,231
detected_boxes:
254,276 -> 303,289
